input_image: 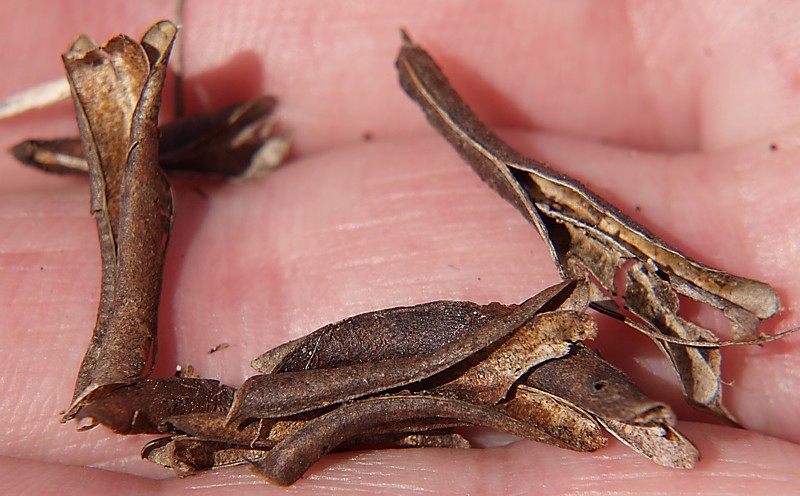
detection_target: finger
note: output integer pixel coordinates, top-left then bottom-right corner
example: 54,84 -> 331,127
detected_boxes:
178,0 -> 800,154
4,1 -> 800,171
2,130 -> 798,466
2,423 -> 798,494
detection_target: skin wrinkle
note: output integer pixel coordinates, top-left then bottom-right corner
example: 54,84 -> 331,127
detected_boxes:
1,130 -> 800,486
1,1 -> 800,494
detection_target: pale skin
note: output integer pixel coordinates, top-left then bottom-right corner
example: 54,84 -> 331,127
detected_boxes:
2,1 -> 800,494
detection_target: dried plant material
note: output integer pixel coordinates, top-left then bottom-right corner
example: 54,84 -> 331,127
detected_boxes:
161,414 -> 261,446
624,261 -> 729,421
9,138 -> 86,174
498,387 -> 607,451
143,429 -> 470,478
523,344 -> 698,467
142,436 -> 267,477
26,20 -> 780,485
150,404 -> 473,478
524,344 -> 673,424
10,96 -> 289,180
215,281 -> 616,484
99,277 -> 688,481
228,280 -> 575,422
252,279 -> 590,379
74,378 -> 235,434
166,412 -> 470,453
224,279 -> 675,483
174,364 -> 198,378
356,431 -> 471,449
0,77 -> 71,119
159,96 -> 289,180
598,418 -> 699,469
396,32 -> 786,423
251,299 -> 514,373
233,277 -> 696,479
163,413 -> 303,449
252,394 -> 587,486
61,21 -> 177,421
432,310 -> 596,404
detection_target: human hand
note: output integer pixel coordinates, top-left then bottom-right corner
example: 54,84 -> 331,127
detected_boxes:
2,1 -> 799,494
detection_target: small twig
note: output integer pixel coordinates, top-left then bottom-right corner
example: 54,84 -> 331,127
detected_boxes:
0,78 -> 70,119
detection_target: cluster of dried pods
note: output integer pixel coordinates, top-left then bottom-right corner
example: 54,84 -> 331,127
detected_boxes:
8,21 -> 796,486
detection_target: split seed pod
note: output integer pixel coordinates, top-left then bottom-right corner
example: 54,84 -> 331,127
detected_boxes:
61,21 -> 177,421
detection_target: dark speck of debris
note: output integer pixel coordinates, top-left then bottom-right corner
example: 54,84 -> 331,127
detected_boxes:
769,142 -> 779,152
209,342 -> 230,354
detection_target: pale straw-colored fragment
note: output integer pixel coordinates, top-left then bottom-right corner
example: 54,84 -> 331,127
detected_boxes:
0,78 -> 71,119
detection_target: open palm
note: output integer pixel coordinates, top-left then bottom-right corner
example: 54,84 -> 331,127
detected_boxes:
2,1 -> 800,494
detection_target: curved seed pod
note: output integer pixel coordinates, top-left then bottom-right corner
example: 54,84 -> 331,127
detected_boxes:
432,310 -> 597,404
10,97 -> 289,180
163,413 -> 304,449
395,32 -> 779,331
252,300 -> 513,374
253,394 -> 580,486
524,344 -> 673,424
142,429 -> 469,477
74,378 -> 234,434
598,418 -> 699,469
252,279 -> 587,375
164,411 -> 470,451
62,21 -> 177,421
396,31 -> 785,423
142,436 -> 267,477
228,280 -> 575,422
523,344 -> 698,468
498,387 -> 606,452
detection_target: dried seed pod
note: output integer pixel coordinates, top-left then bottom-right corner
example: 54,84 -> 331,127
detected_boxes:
524,344 -> 673,424
142,436 -> 267,477
228,281 -> 575,422
10,97 -> 289,180
251,300 -> 514,374
395,32 -> 787,423
74,378 -> 235,434
598,418 -> 699,469
431,310 -> 597,404
142,429 -> 470,477
524,344 -> 698,468
498,387 -> 607,452
253,394 -> 584,486
162,413 -> 303,449
62,21 -> 177,421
